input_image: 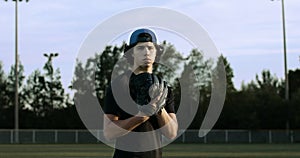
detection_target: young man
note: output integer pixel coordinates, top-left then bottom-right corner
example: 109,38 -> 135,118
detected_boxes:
103,28 -> 178,158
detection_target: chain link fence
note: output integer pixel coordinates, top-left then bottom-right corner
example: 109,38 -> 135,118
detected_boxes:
0,129 -> 299,144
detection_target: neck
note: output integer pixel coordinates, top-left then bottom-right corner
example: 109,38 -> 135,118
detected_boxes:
132,65 -> 153,75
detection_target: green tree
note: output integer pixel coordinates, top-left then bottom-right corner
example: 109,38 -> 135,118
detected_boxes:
0,61 -> 25,128
7,61 -> 25,108
71,45 -> 125,129
219,54 -> 235,92
179,49 -> 214,129
287,69 -> 300,129
187,49 -> 213,90
0,61 -> 11,128
21,53 -> 68,128
72,44 -> 125,111
42,53 -> 65,113
71,58 -> 96,129
289,88 -> 300,129
0,61 -> 8,108
255,70 -> 286,129
213,54 -> 235,129
95,45 -> 125,103
153,41 -> 184,84
288,69 -> 300,99
22,70 -> 47,117
71,59 -> 93,95
233,70 -> 286,129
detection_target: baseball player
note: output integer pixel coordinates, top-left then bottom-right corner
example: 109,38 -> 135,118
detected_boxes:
103,28 -> 178,158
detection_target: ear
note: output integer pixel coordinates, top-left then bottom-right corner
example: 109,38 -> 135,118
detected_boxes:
157,45 -> 164,53
130,49 -> 135,57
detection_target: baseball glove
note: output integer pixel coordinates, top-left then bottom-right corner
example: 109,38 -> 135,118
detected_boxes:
134,73 -> 168,116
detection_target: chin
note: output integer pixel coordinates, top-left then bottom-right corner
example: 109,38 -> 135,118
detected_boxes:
139,65 -> 151,70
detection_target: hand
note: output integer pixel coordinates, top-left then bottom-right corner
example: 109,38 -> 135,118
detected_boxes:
138,76 -> 168,116
137,103 -> 157,116
149,75 -> 168,114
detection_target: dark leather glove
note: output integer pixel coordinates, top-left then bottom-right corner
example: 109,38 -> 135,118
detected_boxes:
149,75 -> 168,114
133,73 -> 153,106
136,74 -> 168,116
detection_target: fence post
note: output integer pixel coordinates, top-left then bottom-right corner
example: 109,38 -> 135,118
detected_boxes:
182,130 -> 185,143
248,130 -> 252,144
75,130 -> 78,143
268,130 -> 272,144
225,130 -> 228,143
10,130 -> 14,144
54,130 -> 58,143
290,130 -> 294,143
32,130 -> 35,143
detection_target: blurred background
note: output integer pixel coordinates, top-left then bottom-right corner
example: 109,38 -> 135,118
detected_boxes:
0,0 -> 300,157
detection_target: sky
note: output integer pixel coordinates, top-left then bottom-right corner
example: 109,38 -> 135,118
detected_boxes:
0,0 -> 299,92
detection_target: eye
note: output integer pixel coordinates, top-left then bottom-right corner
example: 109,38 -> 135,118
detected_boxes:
147,46 -> 155,50
136,46 -> 145,50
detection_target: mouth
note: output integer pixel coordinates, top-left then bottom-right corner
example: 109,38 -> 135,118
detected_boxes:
143,59 -> 152,62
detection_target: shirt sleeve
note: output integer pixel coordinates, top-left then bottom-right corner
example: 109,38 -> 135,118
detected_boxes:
103,85 -> 121,117
164,87 -> 175,113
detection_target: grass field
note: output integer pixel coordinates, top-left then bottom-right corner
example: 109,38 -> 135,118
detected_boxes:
0,143 -> 300,158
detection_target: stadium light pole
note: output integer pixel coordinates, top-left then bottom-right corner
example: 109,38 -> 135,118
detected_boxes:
271,0 -> 289,130
271,0 -> 288,100
4,0 -> 29,143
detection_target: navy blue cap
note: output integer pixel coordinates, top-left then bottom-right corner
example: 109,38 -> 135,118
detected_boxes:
129,28 -> 157,46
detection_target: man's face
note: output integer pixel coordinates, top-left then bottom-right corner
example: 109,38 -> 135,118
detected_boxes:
132,42 -> 157,68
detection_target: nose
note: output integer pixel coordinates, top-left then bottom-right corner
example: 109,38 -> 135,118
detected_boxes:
143,47 -> 151,56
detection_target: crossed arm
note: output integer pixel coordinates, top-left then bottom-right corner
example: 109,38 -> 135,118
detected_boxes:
156,108 -> 178,139
103,110 -> 178,141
